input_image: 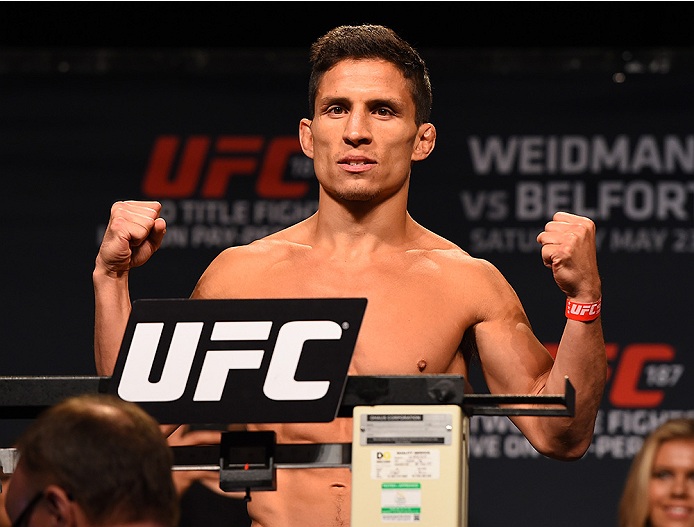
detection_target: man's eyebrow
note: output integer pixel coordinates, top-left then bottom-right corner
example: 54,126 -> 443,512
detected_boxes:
316,96 -> 350,109
369,98 -> 406,112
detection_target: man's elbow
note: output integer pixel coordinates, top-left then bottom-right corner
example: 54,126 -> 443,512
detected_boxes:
543,444 -> 589,462
535,433 -> 592,462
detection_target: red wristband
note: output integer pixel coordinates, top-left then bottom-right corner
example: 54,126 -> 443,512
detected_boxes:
566,298 -> 601,321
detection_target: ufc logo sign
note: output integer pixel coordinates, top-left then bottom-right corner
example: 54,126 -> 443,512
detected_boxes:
118,320 -> 341,402
141,135 -> 311,199
110,298 -> 366,424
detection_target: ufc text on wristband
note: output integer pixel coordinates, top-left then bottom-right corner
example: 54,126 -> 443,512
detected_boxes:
565,298 -> 602,322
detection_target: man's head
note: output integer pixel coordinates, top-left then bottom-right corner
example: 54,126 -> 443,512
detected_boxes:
308,24 -> 432,126
5,394 -> 178,527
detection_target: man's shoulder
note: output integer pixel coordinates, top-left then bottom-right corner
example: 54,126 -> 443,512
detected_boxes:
192,226 -> 312,297
408,229 -> 511,293
413,232 -> 522,320
412,229 -> 491,268
426,247 -> 502,282
214,236 -> 307,268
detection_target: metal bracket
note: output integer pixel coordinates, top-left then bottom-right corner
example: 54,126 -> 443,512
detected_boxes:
463,377 -> 576,417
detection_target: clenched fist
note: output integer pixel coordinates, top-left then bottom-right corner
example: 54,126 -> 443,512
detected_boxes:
95,201 -> 167,275
536,211 -> 601,302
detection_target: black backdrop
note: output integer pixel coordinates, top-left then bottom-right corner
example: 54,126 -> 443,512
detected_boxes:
1,2 -> 693,526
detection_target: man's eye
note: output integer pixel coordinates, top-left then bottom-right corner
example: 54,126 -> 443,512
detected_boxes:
376,108 -> 393,116
328,106 -> 345,115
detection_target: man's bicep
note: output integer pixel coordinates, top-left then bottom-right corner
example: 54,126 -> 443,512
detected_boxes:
473,304 -> 554,397
462,259 -> 554,395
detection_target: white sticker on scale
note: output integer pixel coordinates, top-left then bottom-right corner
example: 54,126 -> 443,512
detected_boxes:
371,449 -> 440,479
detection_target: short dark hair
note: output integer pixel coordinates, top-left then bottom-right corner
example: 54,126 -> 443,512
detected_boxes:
308,24 -> 432,126
17,394 -> 179,526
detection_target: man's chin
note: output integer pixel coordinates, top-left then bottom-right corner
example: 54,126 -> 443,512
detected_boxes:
339,194 -> 376,202
335,188 -> 381,202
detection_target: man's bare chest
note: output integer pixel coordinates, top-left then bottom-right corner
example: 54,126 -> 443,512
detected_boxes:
239,260 -> 472,376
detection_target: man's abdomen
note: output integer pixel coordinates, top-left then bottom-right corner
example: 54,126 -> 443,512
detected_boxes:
248,467 -> 351,527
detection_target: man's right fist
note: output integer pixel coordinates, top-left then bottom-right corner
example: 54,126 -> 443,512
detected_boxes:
95,201 -> 166,275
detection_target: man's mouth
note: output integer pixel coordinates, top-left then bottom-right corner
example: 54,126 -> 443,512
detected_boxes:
338,157 -> 376,172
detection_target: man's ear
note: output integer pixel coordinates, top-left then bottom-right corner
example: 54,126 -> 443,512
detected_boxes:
412,123 -> 436,161
299,118 -> 314,159
43,485 -> 77,526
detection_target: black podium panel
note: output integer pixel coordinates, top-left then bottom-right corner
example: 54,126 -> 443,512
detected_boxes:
109,298 -> 367,424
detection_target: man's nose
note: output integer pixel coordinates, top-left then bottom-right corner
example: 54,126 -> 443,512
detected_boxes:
343,110 -> 372,146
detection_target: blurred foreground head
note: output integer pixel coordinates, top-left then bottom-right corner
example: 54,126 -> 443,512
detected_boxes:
6,394 -> 178,527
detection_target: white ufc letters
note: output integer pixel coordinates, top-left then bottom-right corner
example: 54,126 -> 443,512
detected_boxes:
262,320 -> 341,400
118,322 -> 202,402
117,320 -> 342,403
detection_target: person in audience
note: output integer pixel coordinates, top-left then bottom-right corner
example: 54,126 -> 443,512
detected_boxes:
619,418 -> 694,527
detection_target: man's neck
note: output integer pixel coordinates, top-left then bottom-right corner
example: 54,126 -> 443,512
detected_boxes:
309,188 -> 417,258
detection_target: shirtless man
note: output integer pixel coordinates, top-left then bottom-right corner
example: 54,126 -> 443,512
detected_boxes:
93,25 -> 606,527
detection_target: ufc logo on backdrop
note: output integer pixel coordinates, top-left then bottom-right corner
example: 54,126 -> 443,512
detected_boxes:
544,341 -> 685,409
109,298 -> 366,424
118,320 -> 342,402
141,135 -> 312,199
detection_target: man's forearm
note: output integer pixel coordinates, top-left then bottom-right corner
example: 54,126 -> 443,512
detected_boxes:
538,317 -> 607,459
93,268 -> 132,375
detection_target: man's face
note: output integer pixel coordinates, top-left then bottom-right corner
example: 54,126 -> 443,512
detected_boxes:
300,59 -> 434,204
6,463 -> 85,527
5,464 -> 43,527
648,439 -> 694,527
